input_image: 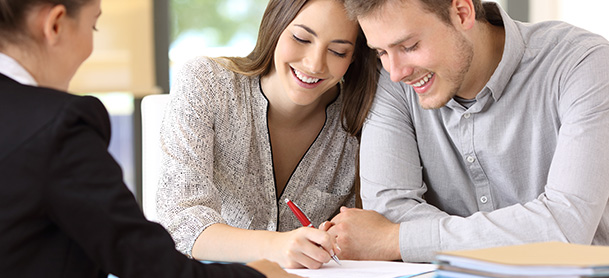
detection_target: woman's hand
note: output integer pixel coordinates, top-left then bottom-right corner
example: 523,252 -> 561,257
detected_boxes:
265,227 -> 341,269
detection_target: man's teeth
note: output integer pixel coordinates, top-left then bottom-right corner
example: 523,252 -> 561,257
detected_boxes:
294,68 -> 320,84
412,73 -> 434,87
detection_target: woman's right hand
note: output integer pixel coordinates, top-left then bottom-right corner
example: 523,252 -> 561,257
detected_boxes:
265,227 -> 341,269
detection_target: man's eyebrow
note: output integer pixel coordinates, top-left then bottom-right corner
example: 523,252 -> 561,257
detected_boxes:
294,24 -> 354,45
389,34 -> 416,48
369,33 -> 417,50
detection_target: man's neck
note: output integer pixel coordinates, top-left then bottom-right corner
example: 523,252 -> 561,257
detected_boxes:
459,21 -> 505,100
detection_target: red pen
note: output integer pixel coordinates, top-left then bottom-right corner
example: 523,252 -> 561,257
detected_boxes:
285,198 -> 314,227
285,198 -> 341,265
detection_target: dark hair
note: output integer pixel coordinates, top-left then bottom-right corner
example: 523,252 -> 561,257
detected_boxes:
0,0 -> 92,48
213,0 -> 379,136
344,0 -> 486,25
340,27 -> 378,136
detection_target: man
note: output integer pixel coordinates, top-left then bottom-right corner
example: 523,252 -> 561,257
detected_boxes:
326,0 -> 609,263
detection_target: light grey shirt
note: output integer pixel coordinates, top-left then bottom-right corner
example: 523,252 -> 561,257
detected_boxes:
360,3 -> 609,262
157,57 -> 357,256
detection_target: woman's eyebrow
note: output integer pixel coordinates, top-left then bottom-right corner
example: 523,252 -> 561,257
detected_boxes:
295,24 -> 317,36
294,24 -> 354,45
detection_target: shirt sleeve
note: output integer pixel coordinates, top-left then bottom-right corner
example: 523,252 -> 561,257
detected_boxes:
46,96 -> 264,278
156,57 -> 228,257
360,45 -> 609,262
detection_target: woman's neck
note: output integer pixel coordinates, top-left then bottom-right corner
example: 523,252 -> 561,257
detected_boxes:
2,44 -> 65,90
260,73 -> 337,129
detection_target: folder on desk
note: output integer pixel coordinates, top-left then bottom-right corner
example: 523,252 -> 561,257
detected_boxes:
434,241 -> 609,277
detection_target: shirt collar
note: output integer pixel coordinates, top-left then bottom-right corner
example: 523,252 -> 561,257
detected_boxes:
0,52 -> 38,86
484,2 -> 526,101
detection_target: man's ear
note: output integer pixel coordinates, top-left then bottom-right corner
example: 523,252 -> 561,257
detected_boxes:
41,5 -> 68,46
451,0 -> 476,30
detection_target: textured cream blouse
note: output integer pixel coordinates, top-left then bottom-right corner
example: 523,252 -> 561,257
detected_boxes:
156,57 -> 358,256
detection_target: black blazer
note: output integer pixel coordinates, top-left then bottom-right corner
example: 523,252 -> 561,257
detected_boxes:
0,74 -> 264,278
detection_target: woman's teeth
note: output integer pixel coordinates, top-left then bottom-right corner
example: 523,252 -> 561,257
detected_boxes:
294,68 -> 320,84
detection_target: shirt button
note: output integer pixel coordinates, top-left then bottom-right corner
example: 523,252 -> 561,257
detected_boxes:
466,156 -> 475,163
480,196 -> 488,204
463,113 -> 471,119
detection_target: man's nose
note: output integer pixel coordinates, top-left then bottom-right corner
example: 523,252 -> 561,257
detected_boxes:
383,53 -> 415,83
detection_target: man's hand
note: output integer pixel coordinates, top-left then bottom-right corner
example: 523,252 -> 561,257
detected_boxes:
325,207 -> 401,261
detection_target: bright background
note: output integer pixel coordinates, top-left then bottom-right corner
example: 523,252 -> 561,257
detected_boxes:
68,0 -> 609,203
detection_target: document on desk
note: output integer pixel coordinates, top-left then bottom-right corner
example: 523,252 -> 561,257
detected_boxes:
285,260 -> 437,278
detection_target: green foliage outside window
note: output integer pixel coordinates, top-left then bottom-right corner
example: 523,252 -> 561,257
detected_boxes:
170,0 -> 268,47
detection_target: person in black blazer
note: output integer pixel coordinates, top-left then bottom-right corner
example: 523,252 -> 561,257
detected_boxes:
0,0 -> 299,277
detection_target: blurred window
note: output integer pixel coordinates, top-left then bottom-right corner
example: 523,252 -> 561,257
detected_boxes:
169,0 -> 268,80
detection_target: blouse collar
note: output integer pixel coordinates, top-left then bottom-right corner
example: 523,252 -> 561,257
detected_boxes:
0,52 -> 38,86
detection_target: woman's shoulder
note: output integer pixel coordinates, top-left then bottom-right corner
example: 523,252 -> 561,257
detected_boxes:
1,83 -> 110,152
2,80 -> 106,126
179,56 -> 222,72
169,56 -> 262,118
177,56 -> 245,81
175,56 -> 255,94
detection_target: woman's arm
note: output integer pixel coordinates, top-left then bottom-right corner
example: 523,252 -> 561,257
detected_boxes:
193,223 -> 340,269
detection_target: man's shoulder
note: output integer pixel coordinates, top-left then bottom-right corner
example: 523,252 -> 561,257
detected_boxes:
520,20 -> 608,53
377,69 -> 416,102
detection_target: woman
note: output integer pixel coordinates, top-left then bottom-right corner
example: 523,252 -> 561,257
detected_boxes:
157,0 -> 378,269
0,0 -> 297,277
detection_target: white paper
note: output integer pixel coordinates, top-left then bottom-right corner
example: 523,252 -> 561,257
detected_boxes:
285,260 -> 436,278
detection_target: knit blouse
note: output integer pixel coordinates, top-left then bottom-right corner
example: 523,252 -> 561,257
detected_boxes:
156,57 -> 358,256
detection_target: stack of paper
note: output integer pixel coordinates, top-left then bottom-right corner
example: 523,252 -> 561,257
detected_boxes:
286,260 -> 437,278
434,242 -> 609,278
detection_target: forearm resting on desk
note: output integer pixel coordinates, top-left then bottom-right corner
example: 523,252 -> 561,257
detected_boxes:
192,223 -> 340,269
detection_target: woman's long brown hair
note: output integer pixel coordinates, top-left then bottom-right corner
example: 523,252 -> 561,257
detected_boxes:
213,0 -> 379,137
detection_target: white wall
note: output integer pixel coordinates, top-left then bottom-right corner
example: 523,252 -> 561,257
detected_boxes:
69,0 -> 160,97
529,0 -> 609,40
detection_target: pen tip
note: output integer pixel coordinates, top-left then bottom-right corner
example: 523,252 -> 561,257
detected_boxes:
332,256 -> 342,265
284,198 -> 289,203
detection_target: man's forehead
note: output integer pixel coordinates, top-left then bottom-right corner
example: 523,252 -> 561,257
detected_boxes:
358,0 -> 424,46
358,0 -> 423,23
